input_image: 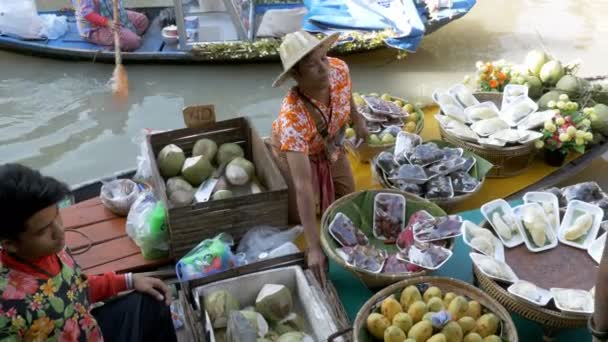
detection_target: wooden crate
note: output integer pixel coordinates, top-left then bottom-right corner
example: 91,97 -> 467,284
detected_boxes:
146,117 -> 288,260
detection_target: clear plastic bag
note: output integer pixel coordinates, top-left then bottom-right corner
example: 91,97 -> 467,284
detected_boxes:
235,226 -> 303,263
0,0 -> 43,38
132,129 -> 155,184
176,233 -> 243,282
100,178 -> 140,216
39,14 -> 67,39
126,191 -> 170,260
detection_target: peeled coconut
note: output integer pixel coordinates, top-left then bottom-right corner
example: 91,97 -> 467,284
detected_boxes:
277,332 -> 314,342
274,313 -> 305,335
217,143 -> 245,166
212,190 -> 234,201
204,289 -> 240,329
556,75 -> 582,94
181,156 -> 213,186
539,60 -> 565,85
157,144 -> 185,178
193,138 -> 218,161
240,311 -> 270,338
524,50 -> 548,76
169,190 -> 194,207
226,157 -> 256,186
166,176 -> 193,194
255,284 -> 293,322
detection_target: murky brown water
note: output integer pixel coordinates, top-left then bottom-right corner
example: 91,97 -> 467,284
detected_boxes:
1,0 -> 607,186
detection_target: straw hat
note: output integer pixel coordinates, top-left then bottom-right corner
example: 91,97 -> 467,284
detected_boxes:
272,30 -> 340,88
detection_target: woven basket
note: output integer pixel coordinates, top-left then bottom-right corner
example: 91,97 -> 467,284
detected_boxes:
438,92 -> 537,178
320,189 -> 452,289
353,276 -> 519,342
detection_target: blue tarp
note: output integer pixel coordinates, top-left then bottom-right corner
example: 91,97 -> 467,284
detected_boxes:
302,0 -> 476,52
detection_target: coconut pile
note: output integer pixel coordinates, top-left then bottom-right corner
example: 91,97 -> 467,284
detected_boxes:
156,139 -> 263,207
204,285 -> 313,342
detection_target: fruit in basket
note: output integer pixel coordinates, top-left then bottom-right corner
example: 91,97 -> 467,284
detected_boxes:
204,289 -> 240,328
157,144 -> 186,178
463,333 -> 483,342
368,134 -> 381,146
427,333 -> 447,342
407,320 -> 433,342
381,94 -> 392,101
226,157 -> 255,186
465,301 -> 482,320
458,317 -> 476,334
474,313 -> 499,338
407,301 -> 428,323
169,190 -> 194,206
405,122 -> 417,133
539,60 -> 565,85
276,331 -> 314,342
426,297 -> 445,313
443,292 -> 457,307
441,321 -> 463,342
400,286 -> 422,311
382,133 -> 397,144
193,138 -> 218,161
482,336 -> 501,342
367,313 -> 391,339
181,156 -> 213,186
167,176 -> 193,193
403,104 -> 415,114
423,287 -> 443,302
422,312 -> 435,322
346,127 -> 356,138
384,325 -> 407,342
217,143 -> 245,166
393,313 -> 413,333
564,212 -> 593,241
447,296 -> 469,320
524,50 -> 548,76
591,104 -> 608,135
382,297 -> 403,321
255,284 -> 293,322
240,311 -> 270,337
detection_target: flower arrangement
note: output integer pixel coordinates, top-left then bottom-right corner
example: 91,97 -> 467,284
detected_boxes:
471,60 -> 513,92
536,94 -> 593,156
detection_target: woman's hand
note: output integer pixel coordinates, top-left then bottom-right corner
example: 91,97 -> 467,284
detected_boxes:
307,246 -> 327,286
133,275 -> 172,305
107,20 -> 121,32
355,124 -> 368,142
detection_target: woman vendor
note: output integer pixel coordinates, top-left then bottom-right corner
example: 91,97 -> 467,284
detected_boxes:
0,164 -> 177,342
270,30 -> 368,284
72,0 -> 149,51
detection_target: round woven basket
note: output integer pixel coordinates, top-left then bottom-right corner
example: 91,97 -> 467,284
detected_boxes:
320,189 -> 451,289
472,219 -> 591,330
353,276 -> 519,341
438,92 -> 537,178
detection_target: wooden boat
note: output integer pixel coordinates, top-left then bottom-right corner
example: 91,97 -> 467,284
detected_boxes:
0,1 -> 472,64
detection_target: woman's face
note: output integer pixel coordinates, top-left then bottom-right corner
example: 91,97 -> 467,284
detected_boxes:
293,46 -> 330,88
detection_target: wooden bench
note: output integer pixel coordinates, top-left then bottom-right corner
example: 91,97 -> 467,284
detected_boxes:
61,198 -> 172,275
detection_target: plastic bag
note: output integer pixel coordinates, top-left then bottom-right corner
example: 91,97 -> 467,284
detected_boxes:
100,178 -> 140,216
176,233 -> 243,282
126,191 -> 170,260
235,226 -> 303,263
0,0 -> 44,38
39,14 -> 67,39
133,129 -> 154,184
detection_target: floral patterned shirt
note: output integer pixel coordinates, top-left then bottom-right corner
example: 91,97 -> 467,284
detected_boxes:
271,57 -> 352,155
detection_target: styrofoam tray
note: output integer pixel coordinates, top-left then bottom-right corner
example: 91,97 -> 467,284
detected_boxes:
588,231 -> 606,264
397,245 -> 453,271
513,203 -> 559,253
500,96 -> 539,127
523,191 -> 560,232
464,101 -> 500,122
558,200 -> 603,250
461,220 -> 505,261
448,83 -> 480,109
413,213 -> 463,243
470,252 -> 518,283
481,199 -> 524,248
550,288 -> 594,316
508,280 -> 552,307
517,110 -> 558,131
502,84 -> 529,110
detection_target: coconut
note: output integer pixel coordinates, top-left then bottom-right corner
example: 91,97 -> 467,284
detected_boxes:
157,144 -> 185,178
523,75 -> 543,99
274,313 -> 305,335
592,104 -> 608,136
166,176 -> 193,194
226,157 -> 256,186
524,50 -> 548,76
255,284 -> 293,322
277,332 -> 314,342
539,60 -> 564,85
217,143 -> 245,166
556,75 -> 581,95
204,290 -> 240,329
193,138 -> 218,161
169,190 -> 194,207
538,90 -> 566,109
181,156 -> 213,186
212,190 -> 234,201
240,311 -> 270,338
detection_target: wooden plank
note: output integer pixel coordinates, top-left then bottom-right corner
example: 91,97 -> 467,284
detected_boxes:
84,253 -> 172,275
69,197 -> 102,209
73,236 -> 142,271
61,202 -> 117,229
65,218 -> 127,250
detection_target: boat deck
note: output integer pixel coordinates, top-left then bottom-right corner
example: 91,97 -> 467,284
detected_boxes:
61,197 -> 171,275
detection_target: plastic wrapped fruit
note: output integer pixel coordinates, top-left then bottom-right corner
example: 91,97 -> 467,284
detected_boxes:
562,182 -> 606,203
395,180 -> 423,195
409,143 -> 444,166
373,193 -> 406,241
425,176 -> 454,200
383,254 -> 418,273
336,245 -> 387,273
413,214 -> 463,242
376,152 -> 399,175
329,213 -> 369,247
397,211 -> 435,251
451,171 -> 480,193
391,165 -> 428,184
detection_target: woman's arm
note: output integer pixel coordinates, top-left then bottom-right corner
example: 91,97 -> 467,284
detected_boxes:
350,96 -> 368,139
285,151 -> 326,284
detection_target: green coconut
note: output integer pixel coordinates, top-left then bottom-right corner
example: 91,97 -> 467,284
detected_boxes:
217,143 -> 245,166
524,50 -> 548,77
240,311 -> 270,338
523,75 -> 543,99
181,156 -> 213,186
169,190 -> 194,207
157,144 -> 185,178
539,60 -> 565,85
277,332 -> 314,342
274,313 -> 305,335
556,74 -> 580,93
166,176 -> 193,194
255,284 -> 293,322
227,311 -> 258,341
192,138 -> 218,161
538,90 -> 566,109
226,157 -> 256,186
204,290 -> 240,329
592,104 -> 608,136
212,190 -> 234,201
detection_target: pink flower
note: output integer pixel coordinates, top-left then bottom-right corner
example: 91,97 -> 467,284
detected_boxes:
2,271 -> 39,300
28,301 -> 43,311
85,327 -> 102,342
59,318 -> 81,342
6,307 -> 17,318
79,314 -> 96,330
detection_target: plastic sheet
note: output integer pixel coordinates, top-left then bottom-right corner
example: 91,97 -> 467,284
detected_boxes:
236,226 -> 303,264
126,191 -> 170,260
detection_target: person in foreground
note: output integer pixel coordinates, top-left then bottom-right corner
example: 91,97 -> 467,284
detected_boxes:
0,164 -> 177,342
72,0 -> 149,51
269,30 -> 368,284
591,234 -> 608,341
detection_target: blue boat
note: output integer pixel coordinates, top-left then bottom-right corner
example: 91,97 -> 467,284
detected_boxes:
0,0 -> 476,64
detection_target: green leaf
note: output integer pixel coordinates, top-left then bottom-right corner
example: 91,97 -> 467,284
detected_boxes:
36,310 -> 46,318
26,311 -> 32,324
62,266 -> 74,282
64,304 -> 74,319
0,316 -> 8,329
574,144 -> 585,154
53,318 -> 64,328
49,297 -> 65,313
0,336 -> 19,342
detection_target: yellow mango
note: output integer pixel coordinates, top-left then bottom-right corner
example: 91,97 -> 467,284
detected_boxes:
448,296 -> 469,320
483,335 -> 501,342
407,301 -> 428,323
382,296 -> 404,321
444,292 -> 457,307
441,321 -> 464,342
427,333 -> 447,342
474,314 -> 499,338
407,320 -> 433,342
384,325 -> 406,342
427,297 -> 445,312
423,287 -> 443,303
465,301 -> 482,320
393,313 -> 413,334
366,313 -> 390,340
401,286 -> 422,311
463,333 -> 483,342
457,317 -> 476,334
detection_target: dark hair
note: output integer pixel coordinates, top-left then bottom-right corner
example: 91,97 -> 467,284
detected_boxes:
0,164 -> 71,240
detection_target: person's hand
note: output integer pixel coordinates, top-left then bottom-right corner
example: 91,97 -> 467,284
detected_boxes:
133,274 -> 172,305
107,20 -> 121,32
307,246 -> 327,286
355,124 -> 368,143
